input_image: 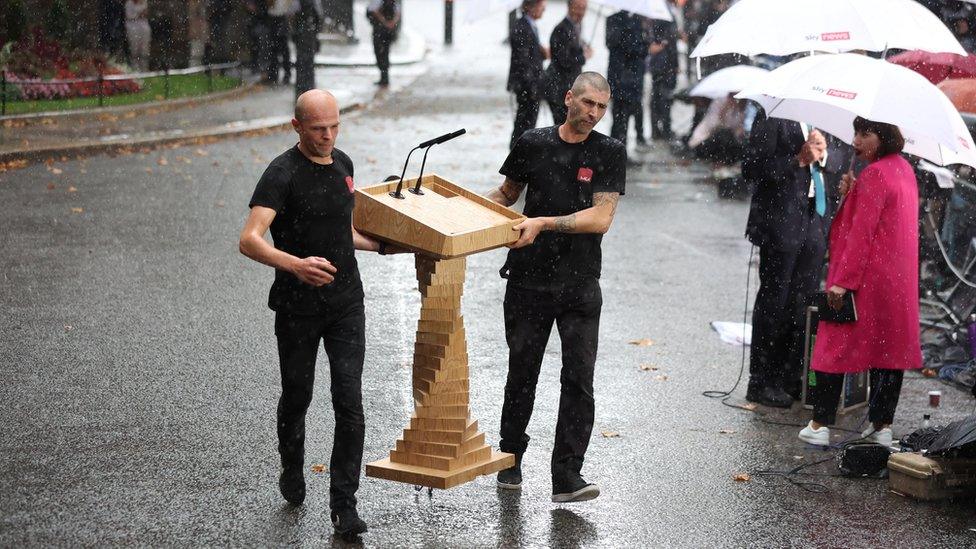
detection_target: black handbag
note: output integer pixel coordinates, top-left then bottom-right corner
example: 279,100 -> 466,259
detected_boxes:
838,443 -> 891,477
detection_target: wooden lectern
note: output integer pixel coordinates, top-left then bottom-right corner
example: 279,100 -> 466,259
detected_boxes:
354,174 -> 524,489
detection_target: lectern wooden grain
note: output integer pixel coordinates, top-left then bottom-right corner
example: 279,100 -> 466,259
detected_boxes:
354,174 -> 524,489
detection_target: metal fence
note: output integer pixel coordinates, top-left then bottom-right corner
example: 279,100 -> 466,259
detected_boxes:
0,61 -> 244,116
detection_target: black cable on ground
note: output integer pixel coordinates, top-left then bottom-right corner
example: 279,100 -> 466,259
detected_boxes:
702,245 -> 754,412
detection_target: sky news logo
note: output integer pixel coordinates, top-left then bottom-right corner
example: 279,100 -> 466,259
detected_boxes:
826,89 -> 857,100
821,32 -> 851,41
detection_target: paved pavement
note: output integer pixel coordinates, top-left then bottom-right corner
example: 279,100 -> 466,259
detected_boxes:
1,1 -> 975,547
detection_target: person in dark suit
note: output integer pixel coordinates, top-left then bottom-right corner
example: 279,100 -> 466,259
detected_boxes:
368,0 -> 400,87
542,0 -> 592,125
647,2 -> 679,140
606,10 -> 649,153
508,0 -> 550,149
293,0 -> 323,97
743,110 -> 852,407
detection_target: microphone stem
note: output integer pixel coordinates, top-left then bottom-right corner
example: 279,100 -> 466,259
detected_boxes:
412,145 -> 435,195
391,146 -> 420,199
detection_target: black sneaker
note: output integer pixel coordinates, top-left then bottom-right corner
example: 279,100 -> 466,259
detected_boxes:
278,465 -> 306,505
331,508 -> 368,540
745,385 -> 793,408
552,477 -> 600,503
497,463 -> 522,490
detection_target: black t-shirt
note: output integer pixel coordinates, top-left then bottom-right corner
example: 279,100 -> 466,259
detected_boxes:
500,126 -> 626,285
249,145 -> 364,315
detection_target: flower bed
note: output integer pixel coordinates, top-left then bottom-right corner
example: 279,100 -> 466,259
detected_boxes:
2,28 -> 141,101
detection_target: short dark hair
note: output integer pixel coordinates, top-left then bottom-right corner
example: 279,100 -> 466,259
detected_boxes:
521,0 -> 543,10
852,116 -> 905,158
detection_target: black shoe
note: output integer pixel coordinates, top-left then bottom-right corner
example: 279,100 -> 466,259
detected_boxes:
497,455 -> 522,490
331,508 -> 368,540
552,476 -> 600,503
278,465 -> 306,505
745,385 -> 793,408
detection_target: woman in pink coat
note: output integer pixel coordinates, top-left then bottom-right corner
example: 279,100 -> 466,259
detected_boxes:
799,117 -> 922,447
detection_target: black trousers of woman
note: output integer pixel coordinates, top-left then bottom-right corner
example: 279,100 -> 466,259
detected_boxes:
811,368 -> 904,426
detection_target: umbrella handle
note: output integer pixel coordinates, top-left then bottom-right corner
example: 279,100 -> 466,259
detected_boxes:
587,5 -> 603,47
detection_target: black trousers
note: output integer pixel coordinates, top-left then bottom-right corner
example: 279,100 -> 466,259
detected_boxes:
749,212 -> 826,392
372,30 -> 393,83
499,278 -> 602,488
546,98 -> 568,126
292,21 -> 317,97
267,16 -> 291,83
649,74 -> 674,138
511,90 -> 540,149
274,303 -> 365,512
610,98 -> 641,147
812,369 -> 905,426
694,129 -> 745,165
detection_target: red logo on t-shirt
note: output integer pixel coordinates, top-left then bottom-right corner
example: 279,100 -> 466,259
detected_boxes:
345,176 -> 355,193
577,167 -> 593,184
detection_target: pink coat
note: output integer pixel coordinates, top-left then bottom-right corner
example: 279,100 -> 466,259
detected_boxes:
811,154 -> 922,374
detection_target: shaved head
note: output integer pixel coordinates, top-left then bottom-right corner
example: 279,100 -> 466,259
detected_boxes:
294,89 -> 338,122
570,72 -> 610,96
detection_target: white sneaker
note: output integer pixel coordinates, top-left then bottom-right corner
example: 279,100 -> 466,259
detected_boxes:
798,421 -> 831,446
860,427 -> 893,447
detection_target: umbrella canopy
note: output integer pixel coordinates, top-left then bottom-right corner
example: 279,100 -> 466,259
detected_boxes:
462,0 -> 522,23
736,53 -> 976,167
591,0 -> 673,21
689,65 -> 770,98
691,0 -> 965,58
926,415 -> 976,458
939,78 -> 976,115
889,50 -> 976,85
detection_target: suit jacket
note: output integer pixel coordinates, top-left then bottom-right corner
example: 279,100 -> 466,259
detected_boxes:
605,12 -> 648,102
507,16 -> 545,97
648,16 -> 678,87
743,111 -> 852,251
543,17 -> 586,103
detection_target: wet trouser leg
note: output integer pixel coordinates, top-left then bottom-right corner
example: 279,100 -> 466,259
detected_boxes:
610,98 -> 637,145
293,24 -> 317,97
499,284 -> 557,457
811,371 -> 844,425
868,369 -> 905,426
547,98 -> 568,126
274,303 -> 366,513
551,278 -> 601,488
510,91 -> 540,149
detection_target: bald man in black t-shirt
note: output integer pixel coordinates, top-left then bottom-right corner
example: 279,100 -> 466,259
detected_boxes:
239,89 -> 392,540
487,72 -> 626,504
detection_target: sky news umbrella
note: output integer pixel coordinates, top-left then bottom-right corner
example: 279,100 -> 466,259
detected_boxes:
939,78 -> 976,115
462,0 -> 521,24
691,0 -> 966,59
689,65 -> 770,99
888,50 -> 976,85
925,415 -> 976,458
735,53 -> 976,168
591,0 -> 673,21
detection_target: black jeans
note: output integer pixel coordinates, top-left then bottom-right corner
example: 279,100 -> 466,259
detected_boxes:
372,30 -> 394,83
546,97 -> 568,126
812,369 -> 904,426
274,303 -> 365,512
292,19 -> 318,97
749,212 -> 826,392
499,278 -> 602,489
511,89 -> 540,149
649,73 -> 675,138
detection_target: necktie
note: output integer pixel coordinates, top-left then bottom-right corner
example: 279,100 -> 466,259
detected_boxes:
811,162 -> 826,216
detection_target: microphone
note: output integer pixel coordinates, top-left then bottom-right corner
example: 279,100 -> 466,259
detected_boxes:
417,129 -> 466,149
390,129 -> 466,199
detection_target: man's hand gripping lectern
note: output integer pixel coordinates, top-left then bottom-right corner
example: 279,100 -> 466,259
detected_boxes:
354,174 -> 524,489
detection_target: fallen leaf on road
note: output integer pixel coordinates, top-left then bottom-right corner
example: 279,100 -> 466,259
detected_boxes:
741,403 -> 758,412
638,364 -> 658,371
653,374 -> 669,381
310,464 -> 326,473
0,159 -> 29,172
70,207 -> 83,213
64,325 -> 73,331
50,168 -> 63,175
46,183 -> 56,190
124,111 -> 137,119
628,338 -> 655,346
732,473 -> 751,482
157,157 -> 168,166
718,429 -> 736,435
145,168 -> 153,174
215,200 -> 226,208
600,430 -> 620,438
793,456 -> 804,460
921,368 -> 938,378
67,186 -> 77,193
195,148 -> 209,156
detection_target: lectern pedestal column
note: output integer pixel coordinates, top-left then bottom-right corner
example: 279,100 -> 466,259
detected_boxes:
365,256 -> 514,489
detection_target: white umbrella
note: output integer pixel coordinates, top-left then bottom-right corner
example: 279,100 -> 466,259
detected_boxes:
591,0 -> 673,21
462,0 -> 521,24
689,65 -> 770,98
735,53 -> 976,167
691,0 -> 965,58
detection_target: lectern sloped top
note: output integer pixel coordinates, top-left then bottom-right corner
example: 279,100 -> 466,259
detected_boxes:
353,174 -> 525,259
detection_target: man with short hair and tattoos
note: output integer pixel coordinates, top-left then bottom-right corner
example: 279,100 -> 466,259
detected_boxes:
487,71 -> 625,503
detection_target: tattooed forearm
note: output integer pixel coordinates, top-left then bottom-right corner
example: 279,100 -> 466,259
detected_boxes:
489,178 -> 525,206
593,192 -> 620,217
553,214 -> 577,232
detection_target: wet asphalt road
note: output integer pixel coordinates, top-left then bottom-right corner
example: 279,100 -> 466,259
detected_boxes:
2,4 -> 976,548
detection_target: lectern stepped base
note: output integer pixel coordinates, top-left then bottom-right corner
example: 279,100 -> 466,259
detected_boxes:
365,451 -> 515,490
